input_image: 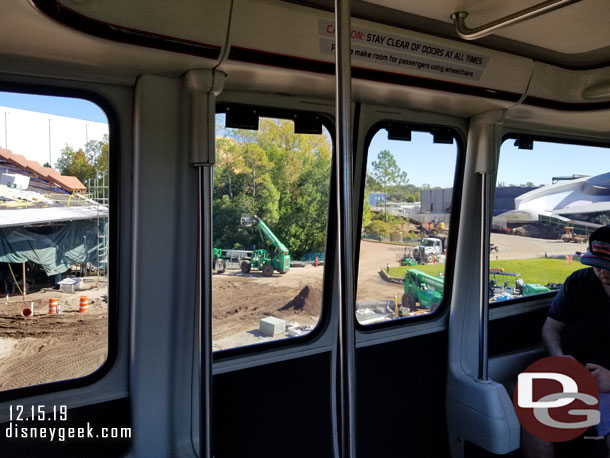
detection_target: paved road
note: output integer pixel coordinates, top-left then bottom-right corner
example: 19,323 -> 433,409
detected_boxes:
490,233 -> 587,260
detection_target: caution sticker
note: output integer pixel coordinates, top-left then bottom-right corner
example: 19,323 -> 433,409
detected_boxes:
319,19 -> 489,81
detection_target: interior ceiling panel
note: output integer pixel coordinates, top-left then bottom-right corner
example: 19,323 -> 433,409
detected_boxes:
362,0 -> 610,55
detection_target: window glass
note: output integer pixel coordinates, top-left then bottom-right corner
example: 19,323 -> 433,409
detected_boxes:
212,113 -> 331,350
490,138 -> 610,303
356,127 -> 458,324
0,92 -> 109,391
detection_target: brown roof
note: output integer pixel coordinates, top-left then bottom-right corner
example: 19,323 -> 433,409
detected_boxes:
44,167 -> 62,180
26,160 -> 48,177
8,153 -> 29,169
0,148 -> 86,193
54,176 -> 87,193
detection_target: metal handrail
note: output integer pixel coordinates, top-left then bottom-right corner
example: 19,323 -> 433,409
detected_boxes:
335,0 -> 357,456
451,0 -> 582,40
478,172 -> 492,381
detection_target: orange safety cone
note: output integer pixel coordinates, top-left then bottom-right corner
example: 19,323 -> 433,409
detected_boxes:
315,256 -> 318,267
48,298 -> 58,314
79,296 -> 89,313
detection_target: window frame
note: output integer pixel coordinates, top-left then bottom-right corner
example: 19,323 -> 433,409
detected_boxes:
212,102 -> 337,360
489,132 -> 610,309
354,120 -> 465,331
0,83 -> 120,401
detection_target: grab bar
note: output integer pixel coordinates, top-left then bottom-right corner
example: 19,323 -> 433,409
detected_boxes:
451,0 -> 582,41
334,0 -> 357,456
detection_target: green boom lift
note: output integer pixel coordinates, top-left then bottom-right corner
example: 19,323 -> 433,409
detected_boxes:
239,215 -> 291,277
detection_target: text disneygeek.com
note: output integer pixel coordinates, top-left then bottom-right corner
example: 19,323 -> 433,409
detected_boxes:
4,423 -> 131,442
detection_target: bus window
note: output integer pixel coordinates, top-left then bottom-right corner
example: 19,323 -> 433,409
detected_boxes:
212,112 -> 332,350
0,91 -> 109,391
356,126 -> 458,324
490,138 -> 610,303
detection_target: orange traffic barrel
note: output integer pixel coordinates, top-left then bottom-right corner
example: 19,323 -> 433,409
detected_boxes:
48,298 -> 58,314
79,296 -> 89,313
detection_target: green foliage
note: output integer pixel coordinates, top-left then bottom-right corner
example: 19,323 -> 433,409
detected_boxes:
388,184 -> 420,203
365,173 -> 381,193
361,200 -> 371,230
370,150 -> 408,191
370,150 -> 408,222
55,145 -> 95,184
55,134 -> 109,185
213,118 -> 332,257
366,220 -> 390,237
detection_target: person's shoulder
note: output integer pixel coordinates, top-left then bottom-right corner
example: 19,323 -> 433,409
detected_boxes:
564,267 -> 595,286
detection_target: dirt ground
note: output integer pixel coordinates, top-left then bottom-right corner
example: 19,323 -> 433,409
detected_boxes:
212,266 -> 325,349
212,240 -> 416,349
0,278 -> 108,391
0,232 -> 585,389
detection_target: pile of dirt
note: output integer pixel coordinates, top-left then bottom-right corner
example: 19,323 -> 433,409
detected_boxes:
278,284 -> 322,316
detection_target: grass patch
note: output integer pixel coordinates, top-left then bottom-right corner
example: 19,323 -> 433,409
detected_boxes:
388,258 -> 585,286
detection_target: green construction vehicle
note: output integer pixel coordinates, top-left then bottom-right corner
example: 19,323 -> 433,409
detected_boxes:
399,247 -> 418,266
401,269 -> 444,313
213,247 -> 227,273
400,266 -> 552,312
239,215 -> 291,277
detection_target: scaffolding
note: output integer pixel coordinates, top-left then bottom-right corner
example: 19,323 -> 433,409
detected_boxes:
86,176 -> 109,286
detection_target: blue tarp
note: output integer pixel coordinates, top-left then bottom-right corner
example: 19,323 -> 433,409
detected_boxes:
0,219 -> 107,275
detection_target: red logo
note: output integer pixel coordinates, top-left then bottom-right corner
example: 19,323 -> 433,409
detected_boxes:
514,356 -> 600,442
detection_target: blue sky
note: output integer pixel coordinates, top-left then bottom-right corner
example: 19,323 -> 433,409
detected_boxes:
367,130 -> 457,188
368,129 -> 610,188
3,91 -> 609,187
0,91 -> 107,123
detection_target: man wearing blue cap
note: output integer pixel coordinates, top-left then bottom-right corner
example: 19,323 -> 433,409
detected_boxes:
527,225 -> 610,457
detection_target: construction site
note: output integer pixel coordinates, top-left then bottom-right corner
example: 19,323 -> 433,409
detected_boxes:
0,146 -> 109,391
0,138 -> 599,387
0,216 -> 592,389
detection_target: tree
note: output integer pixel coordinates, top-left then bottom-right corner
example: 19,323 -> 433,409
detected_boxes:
361,199 -> 371,231
55,134 -> 109,186
366,220 -> 389,239
241,143 -> 273,198
216,137 -> 245,199
370,150 -> 408,222
212,117 -> 332,257
55,144 -> 96,184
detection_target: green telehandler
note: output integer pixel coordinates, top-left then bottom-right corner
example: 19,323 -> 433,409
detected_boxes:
239,215 -> 291,277
401,269 -> 444,313
213,247 -> 226,273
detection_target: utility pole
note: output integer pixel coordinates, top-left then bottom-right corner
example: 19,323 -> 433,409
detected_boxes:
48,119 -> 52,165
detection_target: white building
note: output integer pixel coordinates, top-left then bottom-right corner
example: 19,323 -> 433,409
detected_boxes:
494,173 -> 610,224
0,106 -> 108,167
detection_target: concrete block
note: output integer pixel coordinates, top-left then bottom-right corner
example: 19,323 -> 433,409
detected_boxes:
260,316 -> 286,336
57,277 -> 83,293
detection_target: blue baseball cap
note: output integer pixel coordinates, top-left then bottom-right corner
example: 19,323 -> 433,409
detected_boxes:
581,226 -> 610,270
